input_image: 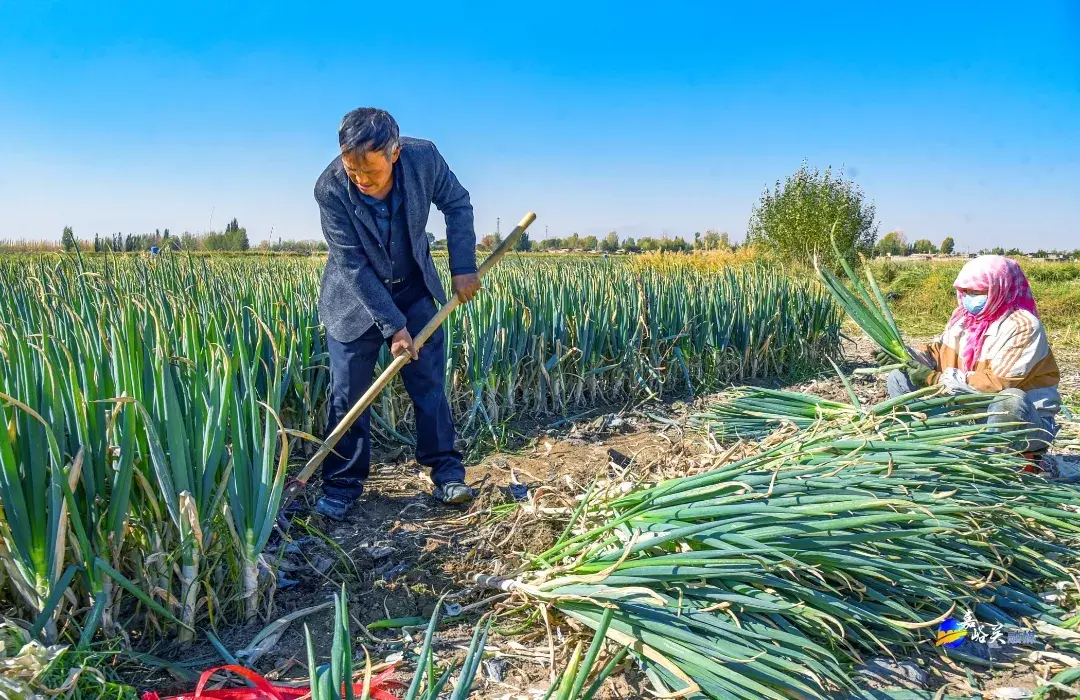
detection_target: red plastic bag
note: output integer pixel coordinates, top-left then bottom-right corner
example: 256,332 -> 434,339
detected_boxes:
141,664 -> 402,700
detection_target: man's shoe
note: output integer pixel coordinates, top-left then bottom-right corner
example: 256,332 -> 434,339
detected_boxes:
314,495 -> 354,521
280,497 -> 308,519
432,481 -> 474,505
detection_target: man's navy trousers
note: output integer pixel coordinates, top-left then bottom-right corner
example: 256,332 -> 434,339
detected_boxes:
321,281 -> 464,500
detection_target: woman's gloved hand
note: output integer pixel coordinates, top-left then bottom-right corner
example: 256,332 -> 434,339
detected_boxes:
873,349 -> 896,366
903,361 -> 935,388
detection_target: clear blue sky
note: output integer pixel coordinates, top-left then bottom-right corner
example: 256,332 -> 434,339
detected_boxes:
1,1 -> 1078,251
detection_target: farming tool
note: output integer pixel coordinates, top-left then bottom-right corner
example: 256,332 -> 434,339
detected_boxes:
277,211 -> 537,522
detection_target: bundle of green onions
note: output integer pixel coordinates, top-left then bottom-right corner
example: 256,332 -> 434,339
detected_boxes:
485,393 -> 1080,699
814,226 -> 910,364
689,386 -> 864,439
400,595 -> 624,700
691,385 -> 999,440
302,587 -> 622,700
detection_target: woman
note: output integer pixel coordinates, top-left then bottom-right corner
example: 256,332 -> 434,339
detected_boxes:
881,255 -> 1061,459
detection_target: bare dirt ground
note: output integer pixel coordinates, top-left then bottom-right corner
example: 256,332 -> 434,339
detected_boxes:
142,423 -> 685,698
142,332 -> 1080,700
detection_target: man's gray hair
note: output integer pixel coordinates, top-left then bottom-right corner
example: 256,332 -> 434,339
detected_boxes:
338,108 -> 400,158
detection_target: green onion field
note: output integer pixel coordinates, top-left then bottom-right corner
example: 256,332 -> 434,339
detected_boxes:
1,250 -> 1079,699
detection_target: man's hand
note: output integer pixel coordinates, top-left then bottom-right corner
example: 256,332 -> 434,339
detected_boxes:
904,361 -> 935,388
390,328 -> 418,361
452,273 -> 481,303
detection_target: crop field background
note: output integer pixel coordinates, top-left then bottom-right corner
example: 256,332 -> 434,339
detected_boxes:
869,259 -> 1080,334
0,252 -> 841,445
0,250 -> 842,694
2,249 -> 1079,699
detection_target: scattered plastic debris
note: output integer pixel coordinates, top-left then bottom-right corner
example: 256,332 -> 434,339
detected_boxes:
381,562 -> 410,582
310,555 -> 334,574
364,546 -> 396,560
482,657 -> 508,682
140,664 -> 401,700
856,657 -> 928,690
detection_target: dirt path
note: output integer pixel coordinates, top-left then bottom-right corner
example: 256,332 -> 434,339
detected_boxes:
184,427 -> 682,698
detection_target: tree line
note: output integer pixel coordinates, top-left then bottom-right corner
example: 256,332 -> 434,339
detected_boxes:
873,231 -> 957,257
979,247 -> 1080,260
56,219 -> 328,255
873,231 -> 1080,260
442,229 -> 738,254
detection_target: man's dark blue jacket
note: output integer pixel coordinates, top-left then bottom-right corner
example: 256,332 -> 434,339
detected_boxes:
314,137 -> 477,343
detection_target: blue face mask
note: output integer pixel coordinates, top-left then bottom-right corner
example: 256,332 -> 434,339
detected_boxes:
961,293 -> 988,315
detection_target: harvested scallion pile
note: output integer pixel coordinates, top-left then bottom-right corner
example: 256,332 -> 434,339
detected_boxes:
486,390 -> 1080,699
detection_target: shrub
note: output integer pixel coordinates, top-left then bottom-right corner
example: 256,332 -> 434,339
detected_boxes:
747,161 -> 878,270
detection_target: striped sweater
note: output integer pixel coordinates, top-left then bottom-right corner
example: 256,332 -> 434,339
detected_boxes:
918,309 -> 1061,416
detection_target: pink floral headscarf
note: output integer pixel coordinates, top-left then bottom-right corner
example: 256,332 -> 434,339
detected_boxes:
947,255 -> 1038,371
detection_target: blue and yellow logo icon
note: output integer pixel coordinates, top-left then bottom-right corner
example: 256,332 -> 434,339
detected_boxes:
936,618 -> 967,648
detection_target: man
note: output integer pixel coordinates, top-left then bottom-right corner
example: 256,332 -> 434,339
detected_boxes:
313,107 -> 481,521
878,255 -> 1060,462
